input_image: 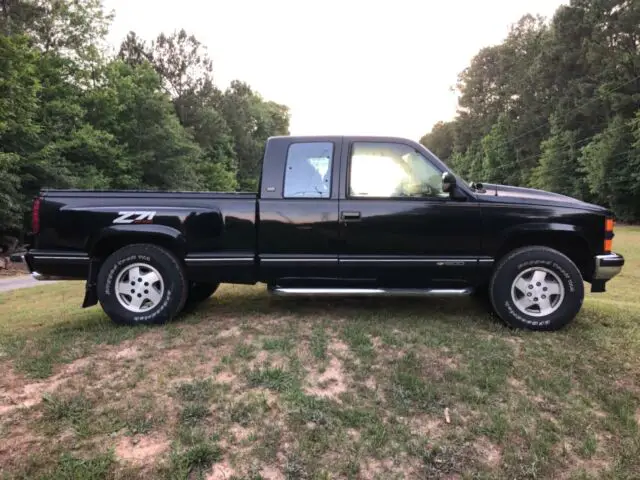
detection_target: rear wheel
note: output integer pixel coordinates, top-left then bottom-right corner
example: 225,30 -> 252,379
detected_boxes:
489,246 -> 584,331
97,244 -> 188,325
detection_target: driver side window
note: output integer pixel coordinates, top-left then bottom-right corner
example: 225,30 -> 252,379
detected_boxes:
348,142 -> 446,198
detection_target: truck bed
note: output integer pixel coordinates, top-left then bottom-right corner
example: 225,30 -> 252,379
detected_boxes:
29,189 -> 259,285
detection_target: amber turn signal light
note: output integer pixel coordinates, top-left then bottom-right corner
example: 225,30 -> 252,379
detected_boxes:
604,239 -> 612,253
605,218 -> 615,232
604,218 -> 615,253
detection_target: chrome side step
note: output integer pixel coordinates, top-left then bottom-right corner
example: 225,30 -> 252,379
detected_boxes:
32,272 -> 64,281
270,287 -> 473,297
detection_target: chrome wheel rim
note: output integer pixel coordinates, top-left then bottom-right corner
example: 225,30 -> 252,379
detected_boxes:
115,263 -> 164,313
510,267 -> 565,317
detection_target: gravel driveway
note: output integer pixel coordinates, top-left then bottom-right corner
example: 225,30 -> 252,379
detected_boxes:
0,275 -> 57,293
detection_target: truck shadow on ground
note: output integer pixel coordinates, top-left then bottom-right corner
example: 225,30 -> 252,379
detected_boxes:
189,288 -> 506,334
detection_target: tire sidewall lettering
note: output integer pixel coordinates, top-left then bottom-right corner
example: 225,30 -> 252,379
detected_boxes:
98,245 -> 185,325
134,289 -> 172,322
492,247 -> 584,331
515,259 -> 575,294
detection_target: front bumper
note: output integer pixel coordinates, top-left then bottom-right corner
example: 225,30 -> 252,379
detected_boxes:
593,253 -> 624,281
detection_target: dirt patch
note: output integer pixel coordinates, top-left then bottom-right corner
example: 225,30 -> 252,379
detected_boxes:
230,424 -> 251,442
217,326 -> 241,339
360,457 -> 417,478
305,355 -> 347,401
260,465 -> 284,479
407,415 -> 445,439
249,350 -> 270,368
114,346 -> 139,360
0,263 -> 28,277
347,428 -> 361,442
115,434 -> 169,465
418,348 -> 461,378
0,357 -> 93,414
474,436 -> 502,468
507,377 -> 526,391
555,439 -> 612,479
251,388 -> 279,407
560,457 -> 612,479
330,338 -> 351,356
636,408 -> 640,427
215,371 -> 238,383
0,423 -> 44,467
206,461 -> 236,479
505,336 -> 524,356
614,377 -> 640,395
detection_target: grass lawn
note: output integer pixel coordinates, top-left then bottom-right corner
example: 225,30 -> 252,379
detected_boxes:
1,227 -> 639,479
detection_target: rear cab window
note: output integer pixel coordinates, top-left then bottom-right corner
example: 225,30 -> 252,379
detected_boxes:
283,142 -> 333,198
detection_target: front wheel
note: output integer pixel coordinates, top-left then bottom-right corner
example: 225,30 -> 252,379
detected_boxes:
97,244 -> 188,325
489,246 -> 584,331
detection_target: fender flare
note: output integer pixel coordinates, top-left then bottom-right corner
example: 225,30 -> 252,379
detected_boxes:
82,224 -> 187,309
495,222 -> 593,272
499,222 -> 589,245
87,224 -> 187,258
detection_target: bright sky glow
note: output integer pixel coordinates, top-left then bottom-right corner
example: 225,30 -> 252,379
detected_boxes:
103,0 -> 566,141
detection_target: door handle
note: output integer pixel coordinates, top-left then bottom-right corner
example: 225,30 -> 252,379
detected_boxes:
341,211 -> 361,221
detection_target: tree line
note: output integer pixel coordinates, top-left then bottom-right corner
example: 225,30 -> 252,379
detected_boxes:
420,0 -> 640,221
0,0 -> 289,237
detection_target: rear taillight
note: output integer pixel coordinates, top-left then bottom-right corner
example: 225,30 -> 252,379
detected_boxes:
32,197 -> 41,234
604,217 -> 615,253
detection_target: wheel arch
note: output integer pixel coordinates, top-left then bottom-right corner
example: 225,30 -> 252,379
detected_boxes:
88,225 -> 187,261
82,225 -> 187,309
495,224 -> 593,280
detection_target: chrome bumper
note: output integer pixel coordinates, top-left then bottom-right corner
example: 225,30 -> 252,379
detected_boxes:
593,253 -> 624,281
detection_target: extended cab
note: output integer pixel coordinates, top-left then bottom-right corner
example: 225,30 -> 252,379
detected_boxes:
24,136 -> 624,330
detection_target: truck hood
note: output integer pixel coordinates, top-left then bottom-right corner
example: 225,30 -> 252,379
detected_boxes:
474,183 -> 608,213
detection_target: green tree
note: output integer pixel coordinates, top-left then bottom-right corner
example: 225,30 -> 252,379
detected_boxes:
119,29 -> 240,191
220,80 -> 289,190
420,121 -> 455,160
421,0 -> 640,220
580,115 -> 640,220
481,115 -> 520,185
0,34 -> 41,230
0,1 -> 292,238
83,60 -> 203,190
531,122 -> 583,197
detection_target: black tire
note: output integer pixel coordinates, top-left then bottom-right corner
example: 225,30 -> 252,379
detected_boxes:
183,282 -> 220,312
97,244 -> 188,325
489,246 -> 584,331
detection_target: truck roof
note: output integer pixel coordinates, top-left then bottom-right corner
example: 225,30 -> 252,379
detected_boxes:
268,135 -> 423,144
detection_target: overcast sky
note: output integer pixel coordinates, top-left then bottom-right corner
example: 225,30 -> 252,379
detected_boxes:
103,0 -> 566,141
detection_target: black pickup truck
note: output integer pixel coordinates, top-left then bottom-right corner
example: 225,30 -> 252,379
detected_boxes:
23,135 -> 624,330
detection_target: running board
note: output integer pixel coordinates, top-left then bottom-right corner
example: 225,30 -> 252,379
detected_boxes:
270,287 -> 473,297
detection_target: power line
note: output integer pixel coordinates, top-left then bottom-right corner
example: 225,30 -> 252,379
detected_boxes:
536,147 -> 638,177
491,117 -> 636,173
472,72 -> 640,156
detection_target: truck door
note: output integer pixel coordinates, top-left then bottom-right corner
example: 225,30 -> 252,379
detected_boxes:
337,139 -> 484,288
258,137 -> 342,285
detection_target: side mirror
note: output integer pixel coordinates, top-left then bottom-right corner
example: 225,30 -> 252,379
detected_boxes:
442,171 -> 456,193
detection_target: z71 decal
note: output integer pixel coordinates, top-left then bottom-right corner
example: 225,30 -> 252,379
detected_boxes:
113,211 -> 156,224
